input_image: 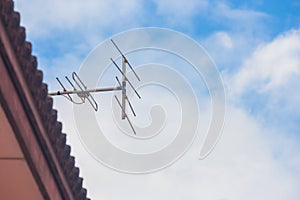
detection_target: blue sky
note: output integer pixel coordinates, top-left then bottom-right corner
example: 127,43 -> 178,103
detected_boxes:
14,0 -> 300,199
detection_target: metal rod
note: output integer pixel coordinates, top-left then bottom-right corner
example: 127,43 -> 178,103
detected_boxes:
85,93 -> 98,111
111,58 -> 141,99
111,39 -> 140,81
116,76 -> 136,117
56,77 -> 73,102
125,60 -> 140,81
114,95 -> 136,135
48,86 -> 122,96
125,96 -> 136,117
72,72 -> 87,89
121,57 -> 126,119
65,76 -> 76,90
111,39 -> 124,56
111,58 -> 123,74
56,77 -> 67,91
115,76 -> 122,87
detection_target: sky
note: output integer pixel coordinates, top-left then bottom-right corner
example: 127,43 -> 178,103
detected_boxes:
13,0 -> 300,199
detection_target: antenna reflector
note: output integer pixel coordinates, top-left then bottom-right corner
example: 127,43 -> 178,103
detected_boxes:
111,58 -> 141,99
111,39 -> 141,81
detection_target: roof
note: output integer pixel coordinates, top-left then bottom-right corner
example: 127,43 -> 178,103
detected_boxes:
0,0 -> 89,199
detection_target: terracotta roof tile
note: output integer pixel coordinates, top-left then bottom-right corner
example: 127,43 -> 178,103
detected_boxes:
0,0 -> 89,199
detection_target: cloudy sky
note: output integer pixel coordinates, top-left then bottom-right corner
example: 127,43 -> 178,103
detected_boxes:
14,0 -> 300,199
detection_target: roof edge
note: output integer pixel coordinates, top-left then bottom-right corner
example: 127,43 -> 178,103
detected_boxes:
0,1 -> 89,199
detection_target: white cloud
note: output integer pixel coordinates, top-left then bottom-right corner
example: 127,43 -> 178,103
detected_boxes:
14,0 -> 142,38
58,102 -> 300,200
199,3 -> 270,70
229,29 -> 300,118
153,0 -> 208,20
215,32 -> 233,49
233,29 -> 300,94
50,51 -> 299,199
214,2 -> 267,22
202,30 -> 265,71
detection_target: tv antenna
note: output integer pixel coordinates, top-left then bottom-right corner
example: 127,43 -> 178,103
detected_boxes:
48,39 -> 141,134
